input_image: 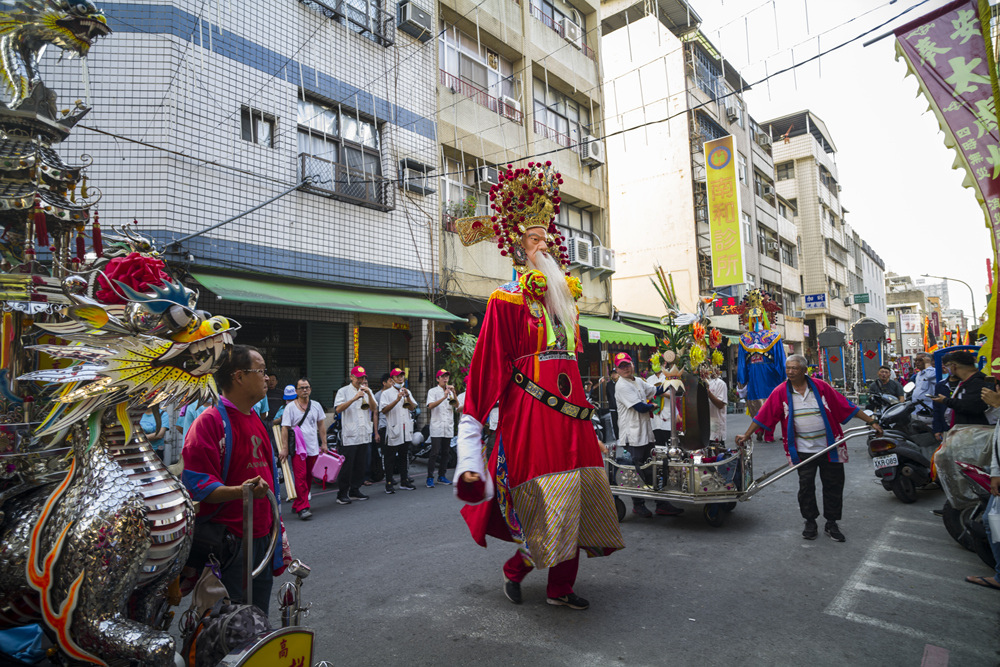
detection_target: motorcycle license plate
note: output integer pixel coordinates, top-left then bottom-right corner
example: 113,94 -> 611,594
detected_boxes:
873,454 -> 898,471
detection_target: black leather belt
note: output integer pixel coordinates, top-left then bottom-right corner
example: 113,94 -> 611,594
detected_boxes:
511,368 -> 594,421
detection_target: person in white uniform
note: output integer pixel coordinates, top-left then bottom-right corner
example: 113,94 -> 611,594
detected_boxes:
334,366 -> 379,504
379,367 -> 416,493
425,369 -> 456,488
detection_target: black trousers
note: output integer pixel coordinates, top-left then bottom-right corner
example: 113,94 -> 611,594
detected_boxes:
428,436 -> 450,478
627,443 -> 654,506
384,444 -> 408,484
796,451 -> 845,522
338,443 -> 367,498
220,534 -> 274,615
653,429 -> 671,447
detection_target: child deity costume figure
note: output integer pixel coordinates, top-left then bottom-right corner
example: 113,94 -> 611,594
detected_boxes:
734,290 -> 786,440
452,163 -> 623,609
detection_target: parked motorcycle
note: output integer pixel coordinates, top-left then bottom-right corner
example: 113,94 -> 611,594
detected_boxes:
867,396 -> 940,503
954,461 -> 997,569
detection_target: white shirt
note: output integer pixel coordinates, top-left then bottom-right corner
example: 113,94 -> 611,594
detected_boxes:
911,367 -> 937,406
426,386 -> 455,438
649,372 -> 671,432
334,384 -> 376,446
456,391 -> 466,412
707,377 -> 728,441
281,400 -> 324,456
790,386 -> 827,453
379,384 -> 412,447
615,375 -> 657,446
488,406 -> 499,430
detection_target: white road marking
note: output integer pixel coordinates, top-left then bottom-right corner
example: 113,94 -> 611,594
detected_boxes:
894,516 -> 942,527
875,545 -> 966,564
888,530 -> 954,545
825,516 -> 997,661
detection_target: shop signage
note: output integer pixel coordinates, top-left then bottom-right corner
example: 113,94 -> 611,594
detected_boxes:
804,294 -> 826,309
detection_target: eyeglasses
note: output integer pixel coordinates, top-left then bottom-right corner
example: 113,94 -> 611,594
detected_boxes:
297,386 -> 311,391
241,368 -> 268,376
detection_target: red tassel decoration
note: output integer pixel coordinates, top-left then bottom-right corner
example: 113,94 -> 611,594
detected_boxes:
75,225 -> 85,262
92,211 -> 103,257
33,196 -> 48,247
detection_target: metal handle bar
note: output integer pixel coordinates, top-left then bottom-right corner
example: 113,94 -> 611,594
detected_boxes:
738,426 -> 873,502
242,484 -> 281,607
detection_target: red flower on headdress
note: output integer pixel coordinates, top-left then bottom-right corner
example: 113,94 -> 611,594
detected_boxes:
95,252 -> 169,305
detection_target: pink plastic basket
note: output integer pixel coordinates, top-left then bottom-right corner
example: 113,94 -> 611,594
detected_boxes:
311,451 -> 345,488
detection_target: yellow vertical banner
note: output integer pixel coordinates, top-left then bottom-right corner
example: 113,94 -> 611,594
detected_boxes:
704,135 -> 745,288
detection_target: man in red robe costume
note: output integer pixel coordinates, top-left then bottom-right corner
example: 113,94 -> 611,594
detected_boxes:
454,164 -> 624,610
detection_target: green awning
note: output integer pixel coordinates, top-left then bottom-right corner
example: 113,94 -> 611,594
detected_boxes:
192,272 -> 465,322
578,315 -> 657,347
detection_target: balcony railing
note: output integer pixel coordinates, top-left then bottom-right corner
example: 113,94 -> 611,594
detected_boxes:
529,6 -> 597,61
439,70 -> 524,124
299,153 -> 395,211
533,120 -> 579,153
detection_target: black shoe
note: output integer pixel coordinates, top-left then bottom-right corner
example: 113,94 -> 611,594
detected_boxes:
802,520 -> 818,540
503,575 -> 522,604
385,484 -> 395,495
335,497 -> 351,505
825,522 -> 846,542
348,491 -> 369,501
399,481 -> 416,491
298,508 -> 313,520
931,506 -> 945,517
547,593 -> 589,610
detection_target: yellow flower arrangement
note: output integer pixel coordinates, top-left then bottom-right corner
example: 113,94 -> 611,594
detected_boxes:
711,349 -> 724,368
565,275 -> 583,301
689,344 -> 706,366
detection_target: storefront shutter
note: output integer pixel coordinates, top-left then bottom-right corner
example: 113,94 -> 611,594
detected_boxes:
307,322 -> 347,409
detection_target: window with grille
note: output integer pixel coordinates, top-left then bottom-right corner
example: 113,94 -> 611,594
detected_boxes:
299,0 -> 393,47
695,111 -> 727,141
240,108 -> 275,147
692,47 -> 721,100
533,79 -> 592,149
776,161 -> 794,181
297,97 -> 391,210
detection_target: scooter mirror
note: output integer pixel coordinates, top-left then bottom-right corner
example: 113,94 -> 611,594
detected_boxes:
903,381 -> 916,393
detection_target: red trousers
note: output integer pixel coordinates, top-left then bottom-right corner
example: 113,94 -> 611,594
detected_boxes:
291,453 -> 317,513
503,550 -> 579,598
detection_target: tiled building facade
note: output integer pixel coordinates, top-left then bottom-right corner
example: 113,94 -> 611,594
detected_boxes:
42,0 -> 450,405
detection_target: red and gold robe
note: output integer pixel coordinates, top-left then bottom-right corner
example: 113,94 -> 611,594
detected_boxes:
458,279 -> 624,568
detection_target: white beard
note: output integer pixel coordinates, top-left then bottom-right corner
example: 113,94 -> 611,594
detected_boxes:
528,250 -> 578,333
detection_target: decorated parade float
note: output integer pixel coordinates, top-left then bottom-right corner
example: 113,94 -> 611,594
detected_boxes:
603,268 -> 753,527
0,2 -> 322,665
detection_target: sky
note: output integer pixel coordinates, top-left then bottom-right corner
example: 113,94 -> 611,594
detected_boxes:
686,0 -> 992,320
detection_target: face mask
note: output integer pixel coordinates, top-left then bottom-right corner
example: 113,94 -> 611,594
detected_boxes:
395,381 -> 404,388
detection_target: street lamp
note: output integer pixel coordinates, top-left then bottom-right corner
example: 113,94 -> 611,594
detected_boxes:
921,273 -> 977,331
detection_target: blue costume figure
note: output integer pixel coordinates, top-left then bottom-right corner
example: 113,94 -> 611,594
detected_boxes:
735,290 -> 786,441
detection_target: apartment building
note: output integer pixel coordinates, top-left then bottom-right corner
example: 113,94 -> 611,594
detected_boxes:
599,0 -> 801,350
43,0 -> 453,405
764,110 -> 886,362
436,0 -> 614,323
885,273 -> 931,358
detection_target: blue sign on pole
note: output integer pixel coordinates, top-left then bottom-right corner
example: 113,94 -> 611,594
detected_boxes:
804,294 -> 827,309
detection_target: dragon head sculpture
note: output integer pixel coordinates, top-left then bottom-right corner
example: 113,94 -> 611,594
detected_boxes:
18,236 -> 238,436
0,0 -> 111,112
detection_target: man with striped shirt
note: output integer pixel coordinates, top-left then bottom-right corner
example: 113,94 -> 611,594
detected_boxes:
735,354 -> 882,542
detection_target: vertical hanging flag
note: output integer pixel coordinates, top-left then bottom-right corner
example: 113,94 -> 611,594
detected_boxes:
894,0 -> 1000,368
704,135 -> 745,288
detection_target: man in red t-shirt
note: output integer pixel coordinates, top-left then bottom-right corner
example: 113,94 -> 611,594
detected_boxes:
182,344 -> 281,612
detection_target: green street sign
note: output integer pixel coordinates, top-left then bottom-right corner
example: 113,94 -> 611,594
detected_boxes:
853,293 -> 870,304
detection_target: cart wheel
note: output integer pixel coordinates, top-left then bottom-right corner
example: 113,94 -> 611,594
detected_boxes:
703,503 -> 725,527
723,502 -> 737,512
614,496 -> 626,523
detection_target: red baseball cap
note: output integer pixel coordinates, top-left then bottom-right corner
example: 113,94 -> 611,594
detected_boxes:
389,367 -> 405,377
614,352 -> 633,367
436,369 -> 450,378
350,365 -> 366,377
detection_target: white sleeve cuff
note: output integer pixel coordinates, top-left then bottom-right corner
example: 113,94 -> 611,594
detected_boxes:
454,413 -> 494,504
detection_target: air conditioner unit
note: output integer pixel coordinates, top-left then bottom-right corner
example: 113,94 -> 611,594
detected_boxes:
766,241 -> 779,251
500,95 -> 521,119
726,106 -> 738,122
762,185 -> 775,197
476,165 -> 499,191
401,167 -> 432,195
567,237 -> 593,267
561,17 -> 583,49
792,310 -> 804,319
580,135 -> 605,166
398,1 -> 432,42
593,245 -> 616,272
756,133 -> 772,148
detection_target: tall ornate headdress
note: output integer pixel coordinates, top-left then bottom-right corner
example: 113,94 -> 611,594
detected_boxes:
732,288 -> 781,331
455,161 -> 568,272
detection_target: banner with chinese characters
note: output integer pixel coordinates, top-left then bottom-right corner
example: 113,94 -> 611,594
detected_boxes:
894,0 -> 1000,369
704,135 -> 746,288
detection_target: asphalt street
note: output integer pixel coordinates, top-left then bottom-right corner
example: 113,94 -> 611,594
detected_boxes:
248,414 -> 998,666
